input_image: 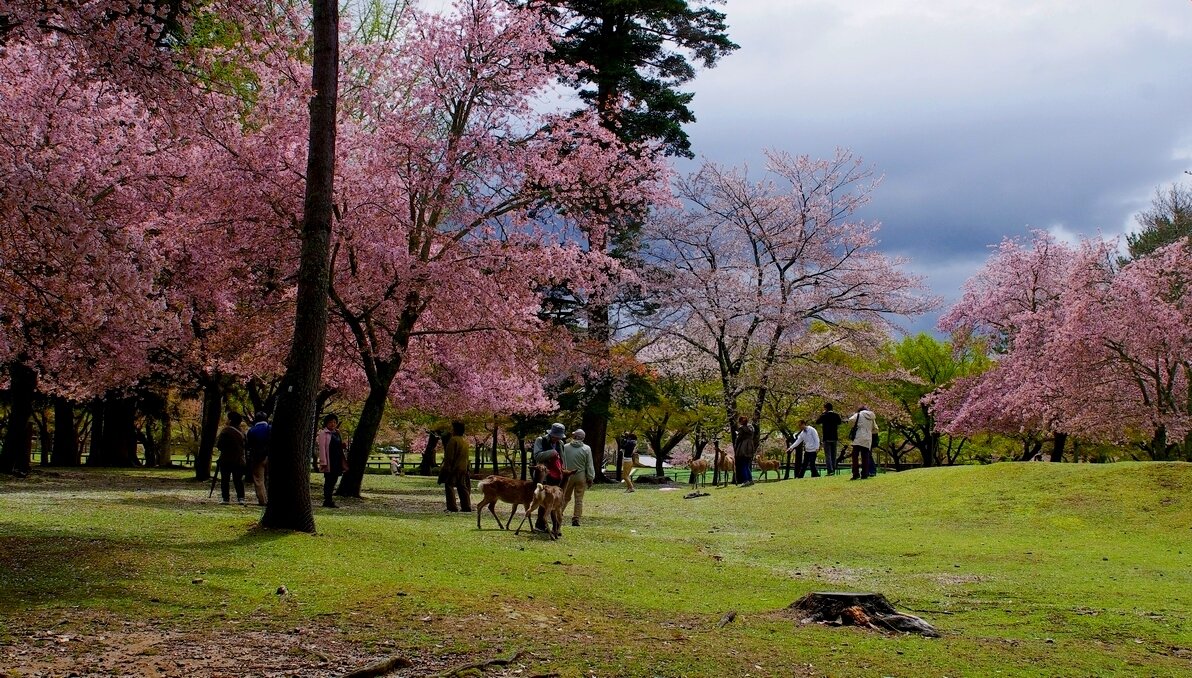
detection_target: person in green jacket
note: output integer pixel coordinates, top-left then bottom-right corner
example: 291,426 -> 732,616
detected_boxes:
438,421 -> 472,512
561,429 -> 596,526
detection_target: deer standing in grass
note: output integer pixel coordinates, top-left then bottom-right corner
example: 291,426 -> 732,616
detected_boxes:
514,479 -> 569,539
476,465 -> 548,530
688,457 -> 711,488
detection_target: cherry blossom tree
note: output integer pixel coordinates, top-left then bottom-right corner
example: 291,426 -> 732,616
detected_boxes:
933,231 -> 1080,460
321,0 -> 667,496
643,148 -> 934,444
0,41 -> 184,473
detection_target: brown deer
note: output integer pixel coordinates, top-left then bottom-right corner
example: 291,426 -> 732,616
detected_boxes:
476,467 -> 542,530
688,457 -> 711,488
757,455 -> 781,481
514,479 -> 569,539
714,447 -> 735,487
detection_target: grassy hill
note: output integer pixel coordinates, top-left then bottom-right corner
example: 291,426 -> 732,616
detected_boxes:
1,462 -> 1189,676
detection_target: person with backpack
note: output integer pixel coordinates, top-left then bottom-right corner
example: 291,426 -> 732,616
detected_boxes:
531,423 -> 567,529
244,412 -> 271,506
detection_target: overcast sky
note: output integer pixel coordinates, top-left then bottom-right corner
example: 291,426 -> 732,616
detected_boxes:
679,0 -> 1192,332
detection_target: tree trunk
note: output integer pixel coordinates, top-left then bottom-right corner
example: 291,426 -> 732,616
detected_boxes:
418,432 -> 438,476
581,388 -> 613,483
261,0 -> 339,534
51,397 -> 80,467
337,380 -> 391,497
33,404 -> 52,466
88,398 -> 105,465
89,395 -> 138,467
156,401 -> 173,467
1051,432 -> 1067,462
1,361 -> 37,475
194,376 -> 223,480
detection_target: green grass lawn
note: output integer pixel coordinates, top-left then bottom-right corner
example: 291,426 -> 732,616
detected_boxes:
1,463 -> 1190,677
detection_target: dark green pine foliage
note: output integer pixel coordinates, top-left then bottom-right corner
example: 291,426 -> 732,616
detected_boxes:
543,0 -> 739,157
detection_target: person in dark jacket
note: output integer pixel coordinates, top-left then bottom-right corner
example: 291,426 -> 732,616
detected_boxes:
244,412 -> 271,506
438,421 -> 472,512
316,414 -> 349,508
531,422 -> 566,529
215,412 -> 246,504
734,415 -> 757,487
815,403 -> 843,475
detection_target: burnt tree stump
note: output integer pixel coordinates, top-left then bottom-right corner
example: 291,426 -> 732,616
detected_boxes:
789,592 -> 940,637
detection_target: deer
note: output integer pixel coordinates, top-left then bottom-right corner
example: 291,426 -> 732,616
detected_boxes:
688,457 -> 711,488
514,478 -> 571,540
713,445 -> 735,487
757,454 -> 781,481
476,465 -> 545,530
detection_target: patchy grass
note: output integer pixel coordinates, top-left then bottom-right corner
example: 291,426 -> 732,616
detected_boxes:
1,462 -> 1190,677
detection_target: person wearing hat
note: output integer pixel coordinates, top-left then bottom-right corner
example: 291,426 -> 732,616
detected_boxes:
561,429 -> 596,527
531,423 -> 567,530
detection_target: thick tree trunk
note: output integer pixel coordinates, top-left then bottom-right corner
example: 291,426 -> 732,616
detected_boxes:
337,381 -> 390,497
89,395 -> 138,467
1051,432 -> 1067,462
51,397 -> 80,467
261,0 -> 338,533
1,361 -> 37,475
418,432 -> 438,476
194,377 -> 223,480
581,389 -> 613,483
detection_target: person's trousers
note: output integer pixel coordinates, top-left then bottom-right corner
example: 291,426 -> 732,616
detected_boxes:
221,461 -> 245,502
851,446 -> 872,479
250,459 -> 268,506
622,459 -> 635,491
323,472 -> 341,505
798,450 -> 820,478
563,474 -> 587,519
823,440 -> 837,474
737,458 -> 753,484
445,475 -> 471,512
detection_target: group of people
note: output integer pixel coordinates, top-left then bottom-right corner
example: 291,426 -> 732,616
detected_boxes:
437,421 -> 598,528
214,411 -> 272,506
729,403 -> 880,483
529,423 -> 596,527
785,403 -> 880,480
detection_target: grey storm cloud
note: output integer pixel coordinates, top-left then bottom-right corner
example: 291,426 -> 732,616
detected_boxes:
677,0 -> 1192,329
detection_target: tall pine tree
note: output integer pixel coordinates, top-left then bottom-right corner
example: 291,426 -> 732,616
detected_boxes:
539,0 -> 737,476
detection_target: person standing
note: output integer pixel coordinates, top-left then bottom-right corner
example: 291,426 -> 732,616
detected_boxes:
846,406 -> 877,480
438,421 -> 472,513
788,419 -> 821,478
531,423 -> 566,529
620,433 -> 638,493
734,415 -> 757,487
316,414 -> 349,507
815,403 -> 843,476
216,412 -> 246,504
561,428 -> 596,526
244,412 -> 271,506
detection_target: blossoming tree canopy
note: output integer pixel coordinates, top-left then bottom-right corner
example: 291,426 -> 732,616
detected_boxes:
308,0 -> 670,495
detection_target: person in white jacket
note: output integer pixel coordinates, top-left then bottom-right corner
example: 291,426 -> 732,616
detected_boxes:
846,406 -> 878,480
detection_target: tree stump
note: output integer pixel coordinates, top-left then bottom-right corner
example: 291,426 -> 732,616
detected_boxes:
788,592 -> 940,637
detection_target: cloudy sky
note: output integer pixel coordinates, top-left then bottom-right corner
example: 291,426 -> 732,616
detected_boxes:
679,0 -> 1192,331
